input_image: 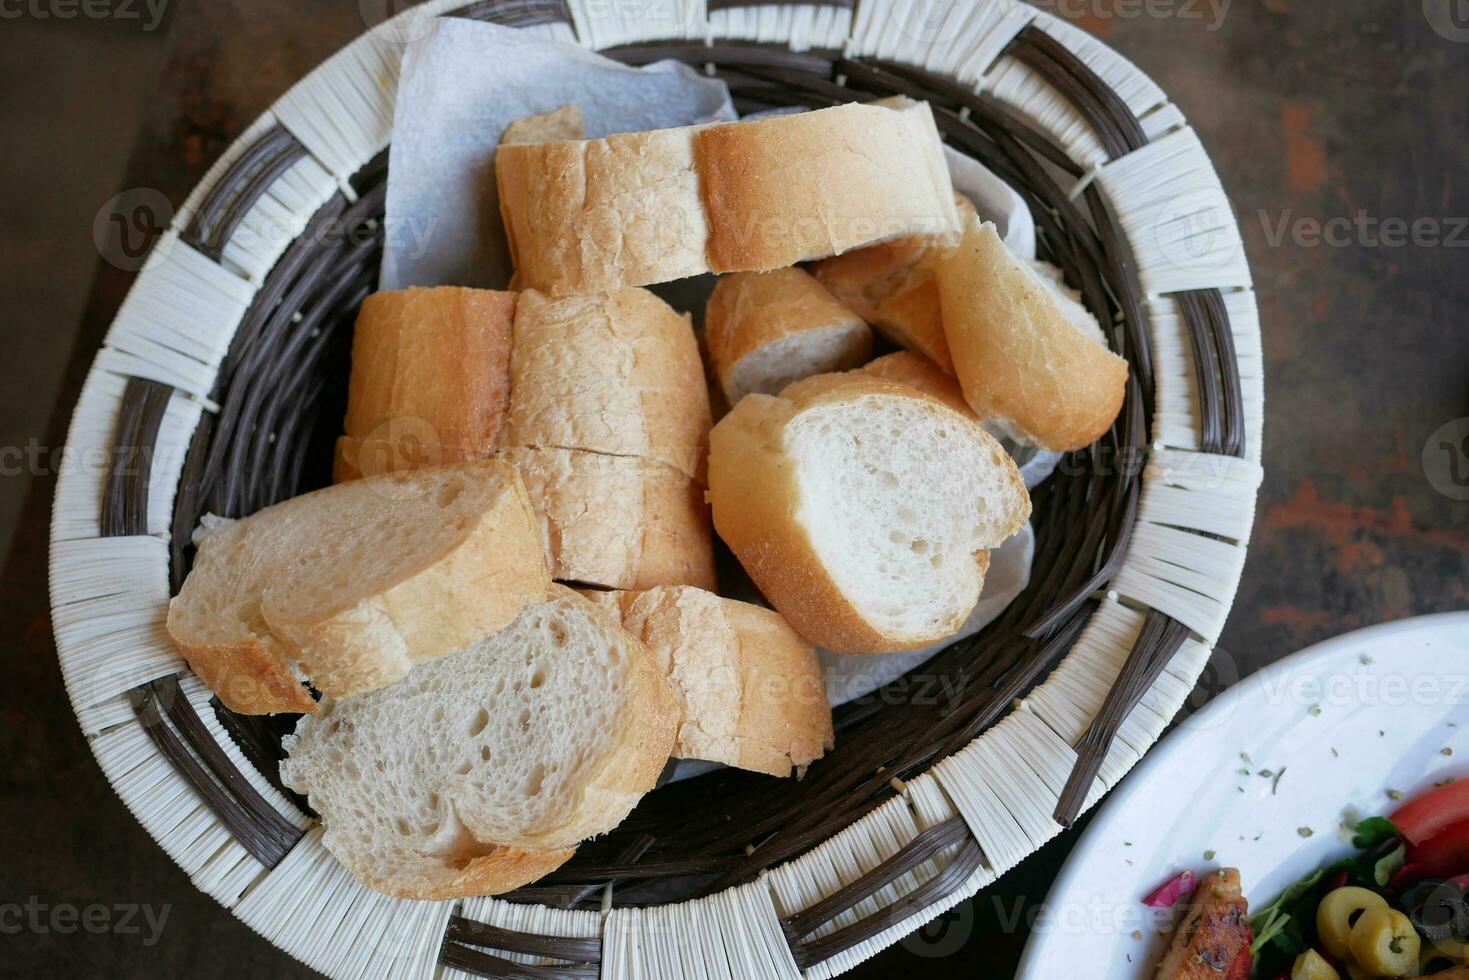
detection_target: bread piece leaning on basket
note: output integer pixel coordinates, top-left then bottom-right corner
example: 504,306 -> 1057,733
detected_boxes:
165,96 -> 1129,901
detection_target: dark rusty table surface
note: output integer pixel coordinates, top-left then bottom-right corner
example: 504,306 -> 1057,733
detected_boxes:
4,2 -> 1467,977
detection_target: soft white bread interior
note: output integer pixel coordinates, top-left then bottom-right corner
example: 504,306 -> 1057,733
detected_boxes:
167,461 -> 551,714
337,287 -> 516,484
502,104 -> 585,144
936,216 -> 1128,452
497,99 -> 958,294
505,287 -> 712,483
503,447 -> 717,593
280,587 -> 677,899
811,195 -> 977,374
584,587 -> 833,776
708,374 -> 1031,653
705,268 -> 873,407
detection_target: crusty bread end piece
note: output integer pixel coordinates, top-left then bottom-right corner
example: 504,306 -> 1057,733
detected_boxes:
342,287 -> 516,471
502,104 -> 585,145
280,587 -> 677,898
705,268 -> 873,407
708,374 -> 1030,653
811,195 -> 977,374
584,587 -> 833,776
167,461 -> 551,714
936,216 -> 1128,452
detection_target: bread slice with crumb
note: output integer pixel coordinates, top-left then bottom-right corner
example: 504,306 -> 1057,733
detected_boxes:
584,587 -> 833,776
280,587 -> 677,899
705,268 -> 873,408
707,374 -> 1030,653
166,461 -> 550,714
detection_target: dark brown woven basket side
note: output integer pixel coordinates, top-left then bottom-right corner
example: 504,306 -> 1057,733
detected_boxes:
92,5 -> 1246,975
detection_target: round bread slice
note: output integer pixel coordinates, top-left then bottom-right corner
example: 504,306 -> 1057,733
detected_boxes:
167,460 -> 550,714
708,374 -> 1031,653
705,268 -> 873,407
280,587 -> 677,899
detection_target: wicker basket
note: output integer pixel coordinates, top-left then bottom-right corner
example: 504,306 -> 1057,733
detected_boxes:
48,1 -> 1264,976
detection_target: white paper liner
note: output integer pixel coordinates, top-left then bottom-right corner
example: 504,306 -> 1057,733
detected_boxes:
380,18 -> 736,291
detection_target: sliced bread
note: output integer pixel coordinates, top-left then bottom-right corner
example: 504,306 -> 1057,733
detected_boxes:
708,374 -> 1030,653
280,587 -> 677,899
502,447 -> 717,593
584,587 -> 833,776
704,268 -> 873,408
936,216 -> 1128,452
811,195 -> 977,374
338,287 -> 516,481
505,287 -> 712,483
167,461 -> 550,714
497,99 -> 958,294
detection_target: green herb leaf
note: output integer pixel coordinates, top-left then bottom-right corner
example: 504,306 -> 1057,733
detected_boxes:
1352,816 -> 1401,850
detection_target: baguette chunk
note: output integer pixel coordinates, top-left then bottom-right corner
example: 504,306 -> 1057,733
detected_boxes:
338,287 -> 515,482
936,217 -> 1128,452
708,374 -> 1030,653
497,100 -> 959,294
505,287 -> 711,483
705,268 -> 873,407
585,587 -> 833,776
167,461 -> 550,714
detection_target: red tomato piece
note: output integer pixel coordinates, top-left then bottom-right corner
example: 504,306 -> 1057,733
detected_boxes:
1393,781 -> 1469,846
1407,816 -> 1469,876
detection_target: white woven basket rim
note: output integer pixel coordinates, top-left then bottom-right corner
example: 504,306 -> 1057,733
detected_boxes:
48,2 -> 1263,977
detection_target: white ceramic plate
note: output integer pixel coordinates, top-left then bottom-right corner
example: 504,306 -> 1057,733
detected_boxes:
1017,612 -> 1469,980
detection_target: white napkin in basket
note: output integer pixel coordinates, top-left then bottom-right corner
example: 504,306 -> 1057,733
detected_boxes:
380,18 -> 736,291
